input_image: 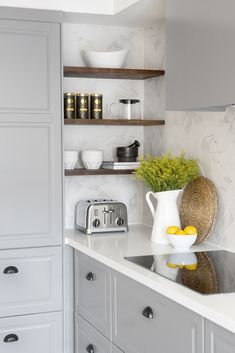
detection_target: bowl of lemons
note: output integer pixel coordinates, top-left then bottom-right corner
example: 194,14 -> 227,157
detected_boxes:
167,225 -> 197,250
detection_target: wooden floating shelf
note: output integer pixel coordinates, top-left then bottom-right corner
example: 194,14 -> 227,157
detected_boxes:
65,168 -> 135,176
64,119 -> 165,126
64,66 -> 165,80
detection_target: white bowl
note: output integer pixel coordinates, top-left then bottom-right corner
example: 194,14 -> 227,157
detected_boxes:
81,150 -> 103,170
64,151 -> 78,170
167,253 -> 198,266
82,49 -> 129,68
167,233 -> 197,251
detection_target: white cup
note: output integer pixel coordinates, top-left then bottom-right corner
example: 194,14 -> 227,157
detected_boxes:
64,151 -> 78,170
81,150 -> 103,170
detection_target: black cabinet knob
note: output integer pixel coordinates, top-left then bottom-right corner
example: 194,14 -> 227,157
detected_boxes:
86,344 -> 95,353
86,272 -> 94,281
3,266 -> 18,275
142,306 -> 154,319
4,334 -> 19,343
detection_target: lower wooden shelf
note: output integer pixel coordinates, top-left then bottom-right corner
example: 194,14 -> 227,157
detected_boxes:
65,168 -> 135,176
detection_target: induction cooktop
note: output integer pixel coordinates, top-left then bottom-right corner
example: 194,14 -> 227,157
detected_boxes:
125,250 -> 235,295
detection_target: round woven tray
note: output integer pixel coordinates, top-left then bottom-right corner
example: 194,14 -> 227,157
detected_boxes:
179,176 -> 218,244
178,252 -> 218,295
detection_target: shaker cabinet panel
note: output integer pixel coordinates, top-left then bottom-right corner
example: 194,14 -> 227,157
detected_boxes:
0,124 -> 62,248
75,314 -> 111,353
75,251 -> 112,339
75,314 -> 123,353
112,270 -> 203,353
205,321 -> 235,353
0,246 -> 62,318
166,0 -> 235,111
0,312 -> 62,353
0,19 -> 61,123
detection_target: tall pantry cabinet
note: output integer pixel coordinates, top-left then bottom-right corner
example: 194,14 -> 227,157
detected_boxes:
0,7 -> 63,353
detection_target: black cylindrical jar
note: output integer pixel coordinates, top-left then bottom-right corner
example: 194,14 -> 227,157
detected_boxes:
64,93 -> 75,119
90,94 -> 103,119
76,93 -> 89,119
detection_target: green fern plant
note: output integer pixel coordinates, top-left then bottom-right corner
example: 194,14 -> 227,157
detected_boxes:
134,153 -> 200,192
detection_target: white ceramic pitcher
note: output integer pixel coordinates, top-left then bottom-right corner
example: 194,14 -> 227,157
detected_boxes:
146,189 -> 182,244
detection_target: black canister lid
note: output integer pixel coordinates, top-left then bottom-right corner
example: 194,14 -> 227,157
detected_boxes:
119,99 -> 140,104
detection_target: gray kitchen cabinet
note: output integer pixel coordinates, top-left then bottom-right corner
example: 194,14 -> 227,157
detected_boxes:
0,246 -> 62,318
0,312 -> 62,353
166,0 -> 235,111
112,270 -> 203,353
75,314 -> 122,353
0,18 -> 61,123
75,250 -> 112,339
0,12 -> 62,249
205,320 -> 235,353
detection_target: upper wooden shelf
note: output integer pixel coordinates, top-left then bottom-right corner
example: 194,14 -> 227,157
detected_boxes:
64,119 -> 165,126
64,66 -> 165,80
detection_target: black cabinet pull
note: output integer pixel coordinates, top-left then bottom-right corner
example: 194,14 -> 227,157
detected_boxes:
86,344 -> 95,353
142,306 -> 154,319
86,272 -> 94,281
3,266 -> 18,275
4,334 -> 19,343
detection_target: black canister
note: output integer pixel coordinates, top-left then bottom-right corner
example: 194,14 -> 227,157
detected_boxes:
64,93 -> 75,119
90,94 -> 103,119
76,93 -> 89,119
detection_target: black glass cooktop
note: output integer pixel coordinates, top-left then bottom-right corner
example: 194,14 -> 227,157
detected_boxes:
125,250 -> 235,295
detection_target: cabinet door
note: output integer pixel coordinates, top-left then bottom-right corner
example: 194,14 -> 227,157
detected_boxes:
0,124 -> 62,248
75,314 -> 112,353
166,0 -> 235,111
75,251 -> 111,339
205,320 -> 235,353
0,246 -> 62,317
0,19 -> 61,124
112,270 -> 203,353
0,16 -> 62,248
0,312 -> 62,353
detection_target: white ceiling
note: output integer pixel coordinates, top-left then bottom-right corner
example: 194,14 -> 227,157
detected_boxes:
0,0 -> 139,15
63,0 -> 166,27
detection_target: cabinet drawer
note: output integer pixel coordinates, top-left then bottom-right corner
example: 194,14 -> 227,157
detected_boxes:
0,312 -> 62,353
75,314 -> 122,353
205,320 -> 235,353
0,247 -> 62,317
112,271 -> 203,353
75,251 -> 111,339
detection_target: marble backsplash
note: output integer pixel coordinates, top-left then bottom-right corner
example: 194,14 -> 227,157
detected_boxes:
63,23 -> 146,228
63,20 -> 235,251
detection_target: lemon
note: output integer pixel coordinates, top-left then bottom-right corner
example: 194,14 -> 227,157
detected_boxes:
185,263 -> 197,271
167,262 -> 178,269
166,225 -> 180,234
184,226 -> 197,235
174,229 -> 187,236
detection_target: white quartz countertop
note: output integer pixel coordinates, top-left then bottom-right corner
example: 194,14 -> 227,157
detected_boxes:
65,224 -> 235,334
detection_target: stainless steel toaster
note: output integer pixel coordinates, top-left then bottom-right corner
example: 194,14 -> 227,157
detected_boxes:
75,199 -> 128,235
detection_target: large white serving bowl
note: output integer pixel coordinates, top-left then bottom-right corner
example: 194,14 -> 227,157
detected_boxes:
81,150 -> 103,170
167,233 -> 197,251
82,49 -> 129,68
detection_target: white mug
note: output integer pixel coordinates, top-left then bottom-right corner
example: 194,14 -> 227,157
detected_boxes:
64,151 -> 78,170
81,150 -> 103,170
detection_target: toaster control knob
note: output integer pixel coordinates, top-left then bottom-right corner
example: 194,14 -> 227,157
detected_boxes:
116,218 -> 124,227
92,219 -> 100,228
